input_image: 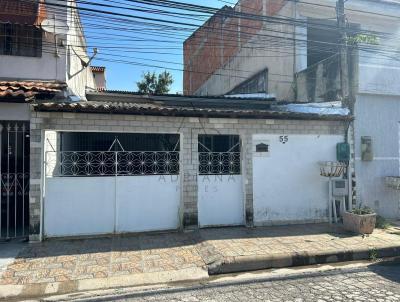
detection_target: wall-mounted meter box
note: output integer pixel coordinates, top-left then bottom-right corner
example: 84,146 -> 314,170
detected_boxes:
361,136 -> 373,161
337,142 -> 350,162
332,179 -> 348,197
253,139 -> 270,157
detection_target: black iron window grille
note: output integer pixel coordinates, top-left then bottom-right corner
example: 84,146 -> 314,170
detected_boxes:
198,135 -> 241,175
47,132 -> 181,177
47,151 -> 180,176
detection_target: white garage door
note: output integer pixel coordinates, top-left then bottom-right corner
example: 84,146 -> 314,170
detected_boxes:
43,132 -> 181,238
44,175 -> 180,237
253,134 -> 343,225
116,175 -> 180,233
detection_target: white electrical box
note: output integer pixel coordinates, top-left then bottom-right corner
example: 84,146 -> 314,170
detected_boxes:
331,179 -> 348,196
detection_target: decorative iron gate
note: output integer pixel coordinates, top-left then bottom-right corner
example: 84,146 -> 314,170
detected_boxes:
0,122 -> 30,240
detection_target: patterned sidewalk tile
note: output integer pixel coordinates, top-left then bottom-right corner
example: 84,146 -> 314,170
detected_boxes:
2,224 -> 400,286
0,232 -> 205,285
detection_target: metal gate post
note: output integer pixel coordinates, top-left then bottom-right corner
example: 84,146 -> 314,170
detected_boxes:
14,123 -> 17,238
114,151 -> 118,234
6,124 -> 10,238
22,124 -> 25,236
0,123 -> 2,236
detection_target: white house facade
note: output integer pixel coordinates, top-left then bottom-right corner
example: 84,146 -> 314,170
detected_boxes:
26,93 -> 350,240
353,52 -> 400,219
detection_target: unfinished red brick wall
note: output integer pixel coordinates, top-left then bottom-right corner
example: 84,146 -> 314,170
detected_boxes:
183,0 -> 287,95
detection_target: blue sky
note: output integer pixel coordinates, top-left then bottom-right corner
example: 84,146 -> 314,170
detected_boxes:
81,1 -> 227,93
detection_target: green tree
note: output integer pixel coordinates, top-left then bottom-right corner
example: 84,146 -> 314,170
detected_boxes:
136,71 -> 173,94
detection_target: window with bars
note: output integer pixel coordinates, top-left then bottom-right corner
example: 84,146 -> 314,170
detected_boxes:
0,24 -> 42,57
60,132 -> 180,152
198,135 -> 241,175
49,132 -> 181,176
228,69 -> 268,95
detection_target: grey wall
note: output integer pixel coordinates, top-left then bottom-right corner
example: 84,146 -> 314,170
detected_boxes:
296,54 -> 341,103
354,94 -> 400,218
0,103 -> 30,121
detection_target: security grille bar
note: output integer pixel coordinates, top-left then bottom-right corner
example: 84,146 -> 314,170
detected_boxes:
46,151 -> 180,177
199,152 -> 241,175
0,122 -> 30,240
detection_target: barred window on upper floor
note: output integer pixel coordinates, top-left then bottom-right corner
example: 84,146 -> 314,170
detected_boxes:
0,23 -> 42,57
228,68 -> 268,95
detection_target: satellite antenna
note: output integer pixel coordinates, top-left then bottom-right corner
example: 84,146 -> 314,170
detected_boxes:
41,15 -> 69,57
41,18 -> 69,35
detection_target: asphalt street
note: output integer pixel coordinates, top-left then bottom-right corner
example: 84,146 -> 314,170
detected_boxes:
49,261 -> 400,302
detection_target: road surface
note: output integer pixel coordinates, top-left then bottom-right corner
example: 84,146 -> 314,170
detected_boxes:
47,261 -> 400,302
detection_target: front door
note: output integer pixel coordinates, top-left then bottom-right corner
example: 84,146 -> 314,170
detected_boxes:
0,122 -> 30,240
198,135 -> 245,227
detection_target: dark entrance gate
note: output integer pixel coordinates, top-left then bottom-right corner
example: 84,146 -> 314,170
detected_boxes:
0,122 -> 30,240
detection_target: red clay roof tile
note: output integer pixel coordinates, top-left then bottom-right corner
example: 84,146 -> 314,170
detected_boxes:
91,66 -> 106,72
0,80 -> 67,101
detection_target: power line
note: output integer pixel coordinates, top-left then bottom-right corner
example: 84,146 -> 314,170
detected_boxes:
16,0 -> 400,46
7,1 -> 400,92
10,1 -> 400,62
18,0 -> 400,52
28,0 -> 400,40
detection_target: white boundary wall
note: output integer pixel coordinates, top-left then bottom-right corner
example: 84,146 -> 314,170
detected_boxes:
253,134 -> 343,225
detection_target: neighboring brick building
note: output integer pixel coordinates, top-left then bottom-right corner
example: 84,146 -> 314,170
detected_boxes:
183,0 -> 287,96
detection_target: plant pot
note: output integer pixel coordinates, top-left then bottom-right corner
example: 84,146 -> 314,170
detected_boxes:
342,211 -> 376,235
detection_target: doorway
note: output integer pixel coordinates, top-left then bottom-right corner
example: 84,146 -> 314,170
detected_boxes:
0,122 -> 30,240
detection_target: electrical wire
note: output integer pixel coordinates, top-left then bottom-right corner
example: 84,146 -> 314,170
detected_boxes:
6,0 -> 400,92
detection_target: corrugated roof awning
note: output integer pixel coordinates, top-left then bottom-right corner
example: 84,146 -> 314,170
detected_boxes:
0,0 -> 47,25
33,92 -> 352,121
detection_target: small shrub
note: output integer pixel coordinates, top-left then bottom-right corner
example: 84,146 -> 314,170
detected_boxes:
369,247 -> 378,261
375,215 -> 391,229
350,206 -> 375,215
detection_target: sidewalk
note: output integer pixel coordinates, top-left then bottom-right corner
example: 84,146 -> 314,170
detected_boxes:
0,232 -> 208,300
200,224 -> 400,274
1,224 -> 400,300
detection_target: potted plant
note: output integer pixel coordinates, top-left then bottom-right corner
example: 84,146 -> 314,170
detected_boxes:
343,206 -> 376,235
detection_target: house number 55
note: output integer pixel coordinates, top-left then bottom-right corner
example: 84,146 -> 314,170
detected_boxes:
279,135 -> 288,144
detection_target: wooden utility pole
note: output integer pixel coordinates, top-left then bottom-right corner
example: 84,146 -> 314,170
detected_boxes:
337,0 -> 349,106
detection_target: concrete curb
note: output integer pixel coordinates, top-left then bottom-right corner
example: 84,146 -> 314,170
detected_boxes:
0,267 -> 209,301
208,245 -> 400,275
2,242 -> 400,300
